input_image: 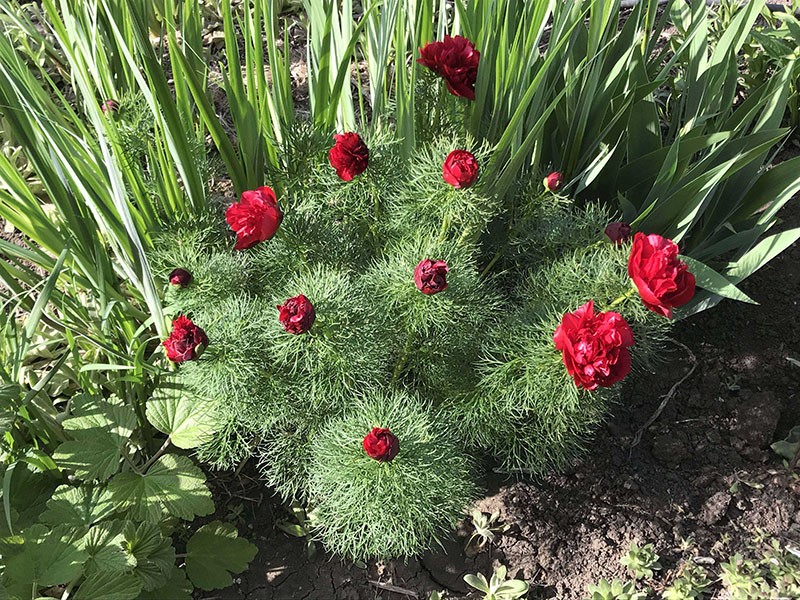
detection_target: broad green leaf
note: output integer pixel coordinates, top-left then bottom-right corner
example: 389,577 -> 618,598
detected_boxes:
4,524 -> 87,587
771,426 -> 800,461
53,437 -> 124,481
136,567 -> 192,600
123,521 -> 176,592
53,395 -> 137,481
680,256 -> 757,304
40,485 -> 117,527
108,455 -> 213,522
185,521 -> 258,591
0,462 -> 58,535
146,388 -> 217,449
61,395 -> 137,443
84,521 -> 136,575
73,570 -> 142,600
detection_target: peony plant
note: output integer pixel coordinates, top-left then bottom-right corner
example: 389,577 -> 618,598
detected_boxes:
149,117 -> 689,559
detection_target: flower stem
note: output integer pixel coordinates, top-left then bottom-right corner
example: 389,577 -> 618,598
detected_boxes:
480,251 -> 502,279
607,285 -> 638,311
438,213 -> 451,243
391,334 -> 415,384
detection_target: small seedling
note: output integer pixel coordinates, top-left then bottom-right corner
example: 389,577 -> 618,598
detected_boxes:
275,500 -> 319,558
466,509 -> 510,554
586,579 -> 648,600
464,565 -> 529,600
621,542 -> 662,580
720,554 -> 768,599
661,563 -> 711,599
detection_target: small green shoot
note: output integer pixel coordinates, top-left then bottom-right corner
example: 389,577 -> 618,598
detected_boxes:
621,542 -> 662,580
464,565 -> 529,600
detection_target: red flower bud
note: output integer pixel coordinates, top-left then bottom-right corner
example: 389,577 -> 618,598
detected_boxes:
163,315 -> 208,363
225,186 -> 283,250
605,222 -> 632,246
543,171 -> 564,192
100,99 -> 119,114
168,268 -> 192,287
628,233 -> 696,319
328,133 -> 369,181
414,259 -> 449,295
553,300 -> 634,391
442,150 -> 479,189
362,427 -> 400,462
277,294 -> 316,334
417,36 -> 480,100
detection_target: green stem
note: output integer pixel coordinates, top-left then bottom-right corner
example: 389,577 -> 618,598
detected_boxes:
480,251 -> 503,279
607,285 -> 638,311
141,437 -> 171,472
437,212 -> 451,243
391,334 -> 414,384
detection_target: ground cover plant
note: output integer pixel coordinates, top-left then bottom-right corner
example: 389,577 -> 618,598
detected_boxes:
0,0 -> 799,597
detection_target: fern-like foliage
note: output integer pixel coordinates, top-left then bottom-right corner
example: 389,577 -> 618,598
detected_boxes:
147,125 -> 672,557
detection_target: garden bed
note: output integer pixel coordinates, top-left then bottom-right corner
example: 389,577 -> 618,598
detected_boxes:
199,167 -> 800,600
1,2 -> 799,599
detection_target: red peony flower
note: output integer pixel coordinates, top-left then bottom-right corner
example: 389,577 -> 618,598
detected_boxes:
328,133 -> 370,181
362,427 -> 400,462
163,315 -> 208,363
543,171 -> 564,192
100,99 -> 119,114
277,294 -> 316,334
225,186 -> 283,250
414,259 -> 449,295
417,36 -> 480,100
168,268 -> 192,287
442,150 -> 479,189
605,222 -> 632,246
628,232 -> 696,319
553,300 -> 634,391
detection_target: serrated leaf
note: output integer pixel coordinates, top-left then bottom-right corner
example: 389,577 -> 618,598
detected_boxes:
84,521 -> 136,575
62,395 -> 137,443
73,570 -> 142,600
108,455 -> 213,522
53,437 -> 123,481
136,567 -> 192,600
53,395 -> 137,481
5,524 -> 88,587
123,521 -> 176,591
40,485 -> 117,527
146,387 -> 216,449
185,521 -> 257,591
0,462 -> 58,535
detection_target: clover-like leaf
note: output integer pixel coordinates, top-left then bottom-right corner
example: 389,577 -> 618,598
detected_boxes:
40,485 -> 117,527
185,521 -> 257,591
146,386 -> 217,449
73,570 -> 142,600
108,454 -> 213,522
123,521 -> 176,591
